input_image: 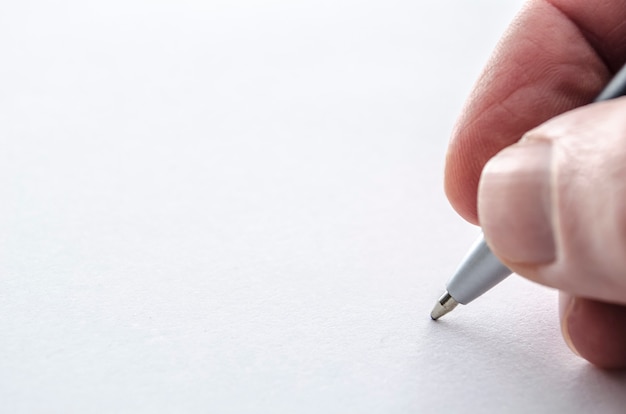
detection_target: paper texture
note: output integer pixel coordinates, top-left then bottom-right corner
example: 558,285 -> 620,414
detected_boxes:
2,1 -> 625,412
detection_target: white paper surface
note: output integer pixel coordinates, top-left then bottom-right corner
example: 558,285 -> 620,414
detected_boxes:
2,1 -> 625,412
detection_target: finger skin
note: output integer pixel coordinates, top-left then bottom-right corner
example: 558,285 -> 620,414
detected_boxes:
444,0 -> 626,224
560,293 -> 626,369
480,99 -> 626,305
479,100 -> 626,369
444,0 -> 626,368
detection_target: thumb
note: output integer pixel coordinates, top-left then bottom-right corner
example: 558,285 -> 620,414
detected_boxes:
477,97 -> 626,368
478,97 -> 626,303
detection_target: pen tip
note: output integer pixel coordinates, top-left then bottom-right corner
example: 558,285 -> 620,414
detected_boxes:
430,291 -> 459,320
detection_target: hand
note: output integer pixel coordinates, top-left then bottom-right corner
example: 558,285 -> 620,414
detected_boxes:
445,0 -> 626,369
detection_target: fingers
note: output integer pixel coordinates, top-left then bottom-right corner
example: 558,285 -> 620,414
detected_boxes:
478,99 -> 626,367
478,98 -> 626,305
445,0 -> 626,224
560,292 -> 626,369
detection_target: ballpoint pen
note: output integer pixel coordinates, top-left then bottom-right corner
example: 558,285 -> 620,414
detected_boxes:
431,61 -> 626,320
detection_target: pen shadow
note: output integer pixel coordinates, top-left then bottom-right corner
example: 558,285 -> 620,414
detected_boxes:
421,317 -> 626,410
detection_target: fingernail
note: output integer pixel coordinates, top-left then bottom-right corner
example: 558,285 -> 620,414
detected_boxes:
478,139 -> 555,264
559,292 -> 580,357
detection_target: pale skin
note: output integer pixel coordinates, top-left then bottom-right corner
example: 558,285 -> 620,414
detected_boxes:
445,0 -> 626,368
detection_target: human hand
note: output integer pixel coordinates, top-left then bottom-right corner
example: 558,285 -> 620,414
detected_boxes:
444,0 -> 626,368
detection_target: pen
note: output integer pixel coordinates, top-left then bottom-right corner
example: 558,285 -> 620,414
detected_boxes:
431,62 -> 626,320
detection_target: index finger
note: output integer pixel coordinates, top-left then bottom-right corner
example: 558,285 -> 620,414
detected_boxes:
444,0 -> 626,224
